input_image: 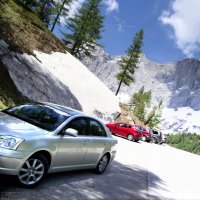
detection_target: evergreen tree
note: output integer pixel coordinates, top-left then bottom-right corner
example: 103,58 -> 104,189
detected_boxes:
129,86 -> 163,128
36,0 -> 55,27
144,100 -> 163,128
51,0 -> 75,32
129,86 -> 151,122
19,0 -> 36,8
115,29 -> 144,96
63,0 -> 104,59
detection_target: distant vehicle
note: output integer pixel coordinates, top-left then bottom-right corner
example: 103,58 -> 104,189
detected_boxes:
106,122 -> 141,142
137,126 -> 152,142
0,103 -> 117,188
150,129 -> 163,144
161,133 -> 168,143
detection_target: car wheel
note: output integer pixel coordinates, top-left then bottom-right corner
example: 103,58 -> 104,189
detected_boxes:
141,136 -> 147,142
17,154 -> 49,188
127,134 -> 134,141
95,154 -> 109,174
151,138 -> 157,144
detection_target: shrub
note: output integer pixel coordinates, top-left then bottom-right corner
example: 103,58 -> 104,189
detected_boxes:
167,133 -> 200,155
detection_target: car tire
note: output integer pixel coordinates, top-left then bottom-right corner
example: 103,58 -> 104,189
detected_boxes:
95,154 -> 109,174
127,134 -> 134,141
151,137 -> 157,144
17,154 -> 49,188
141,136 -> 147,142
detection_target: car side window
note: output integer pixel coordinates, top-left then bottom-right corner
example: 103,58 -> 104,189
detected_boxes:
153,130 -> 158,135
65,118 -> 87,136
88,119 -> 107,137
116,123 -> 123,127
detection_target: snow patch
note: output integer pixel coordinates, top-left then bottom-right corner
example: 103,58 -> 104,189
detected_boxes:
162,107 -> 200,134
34,51 -> 120,116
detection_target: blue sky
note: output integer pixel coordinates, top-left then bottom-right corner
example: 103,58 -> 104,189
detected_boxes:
100,0 -> 200,63
55,0 -> 200,63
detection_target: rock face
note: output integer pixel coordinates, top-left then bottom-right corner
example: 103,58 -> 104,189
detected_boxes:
82,47 -> 200,133
0,40 -> 120,118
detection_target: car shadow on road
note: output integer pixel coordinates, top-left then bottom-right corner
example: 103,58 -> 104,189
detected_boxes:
0,161 -> 165,200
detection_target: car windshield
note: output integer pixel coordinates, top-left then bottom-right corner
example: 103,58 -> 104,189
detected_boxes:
2,104 -> 70,131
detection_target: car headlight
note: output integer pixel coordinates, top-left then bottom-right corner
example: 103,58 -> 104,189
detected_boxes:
0,136 -> 24,150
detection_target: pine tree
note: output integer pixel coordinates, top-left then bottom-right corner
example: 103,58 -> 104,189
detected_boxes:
63,0 -> 104,59
18,0 -> 36,8
144,100 -> 163,128
51,0 -> 75,32
129,86 -> 163,128
115,29 -> 144,96
36,0 -> 55,27
129,86 -> 151,122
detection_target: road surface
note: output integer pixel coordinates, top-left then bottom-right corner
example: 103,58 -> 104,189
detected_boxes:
1,136 -> 200,199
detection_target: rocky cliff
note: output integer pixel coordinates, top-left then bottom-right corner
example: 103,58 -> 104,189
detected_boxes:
0,39 -> 120,118
82,47 -> 200,133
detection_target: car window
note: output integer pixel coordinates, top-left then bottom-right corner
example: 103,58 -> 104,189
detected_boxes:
88,119 -> 107,137
153,130 -> 158,135
116,123 -> 124,127
135,126 -> 141,131
3,104 -> 69,131
66,118 -> 87,136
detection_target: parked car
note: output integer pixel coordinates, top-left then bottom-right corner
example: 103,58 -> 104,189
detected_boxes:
0,102 -> 117,188
161,132 -> 168,143
150,129 -> 163,144
137,126 -> 152,142
106,122 -> 141,142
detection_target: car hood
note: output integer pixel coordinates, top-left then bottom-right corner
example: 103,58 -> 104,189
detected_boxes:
0,112 -> 49,137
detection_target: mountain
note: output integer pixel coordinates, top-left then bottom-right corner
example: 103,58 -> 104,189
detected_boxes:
82,47 -> 200,133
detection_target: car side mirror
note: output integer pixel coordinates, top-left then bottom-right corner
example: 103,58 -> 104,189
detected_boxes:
65,128 -> 78,137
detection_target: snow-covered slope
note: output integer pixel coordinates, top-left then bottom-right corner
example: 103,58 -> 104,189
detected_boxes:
82,47 -> 200,133
35,51 -> 120,115
0,40 -> 120,118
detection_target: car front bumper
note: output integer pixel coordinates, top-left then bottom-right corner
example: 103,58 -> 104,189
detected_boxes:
0,148 -> 25,175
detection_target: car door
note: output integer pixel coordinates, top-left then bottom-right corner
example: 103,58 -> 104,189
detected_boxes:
83,118 -> 108,165
53,117 -> 88,170
115,123 -> 126,136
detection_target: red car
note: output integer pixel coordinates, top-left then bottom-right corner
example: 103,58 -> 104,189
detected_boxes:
106,122 -> 141,142
137,126 -> 152,142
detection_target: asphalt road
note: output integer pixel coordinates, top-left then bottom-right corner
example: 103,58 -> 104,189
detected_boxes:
1,136 -> 200,200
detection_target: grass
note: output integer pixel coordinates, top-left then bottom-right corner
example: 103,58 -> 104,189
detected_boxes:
0,0 -> 67,54
0,0 -> 68,108
167,133 -> 200,155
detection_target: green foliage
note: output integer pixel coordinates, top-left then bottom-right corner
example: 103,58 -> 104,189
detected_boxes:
0,88 -> 17,110
63,0 -> 104,59
36,0 -> 55,27
167,133 -> 200,155
51,0 -> 75,32
0,0 -> 66,54
115,29 -> 144,95
129,86 -> 151,122
129,86 -> 163,128
16,0 -> 56,27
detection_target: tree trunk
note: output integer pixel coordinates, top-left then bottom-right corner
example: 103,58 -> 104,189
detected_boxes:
115,54 -> 133,96
51,0 -> 67,32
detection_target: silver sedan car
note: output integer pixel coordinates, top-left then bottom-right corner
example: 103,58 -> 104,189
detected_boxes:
0,103 -> 117,188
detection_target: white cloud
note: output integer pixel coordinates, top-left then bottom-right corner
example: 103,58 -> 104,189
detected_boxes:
58,0 -> 85,25
103,0 -> 119,12
68,0 -> 85,18
160,0 -> 200,57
